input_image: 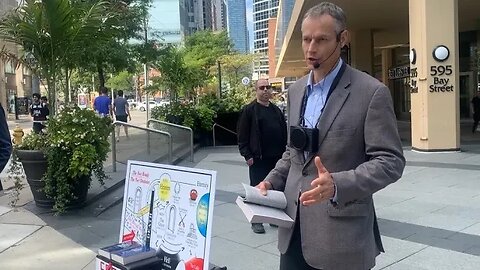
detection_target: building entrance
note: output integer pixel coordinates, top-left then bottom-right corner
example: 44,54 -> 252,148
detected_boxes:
459,72 -> 474,119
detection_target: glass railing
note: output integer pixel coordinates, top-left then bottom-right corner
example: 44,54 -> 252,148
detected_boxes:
110,121 -> 172,172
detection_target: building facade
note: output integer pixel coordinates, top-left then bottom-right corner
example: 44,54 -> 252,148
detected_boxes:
273,0 -> 480,151
0,0 -> 34,117
193,0 -> 213,31
212,0 -> 227,31
226,0 -> 248,53
252,0 -> 279,78
150,0 -> 186,45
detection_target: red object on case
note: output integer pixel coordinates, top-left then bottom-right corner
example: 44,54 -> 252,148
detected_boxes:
122,230 -> 136,242
185,257 -> 204,270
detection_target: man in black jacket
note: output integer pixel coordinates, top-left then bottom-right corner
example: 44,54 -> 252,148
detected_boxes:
237,79 -> 287,233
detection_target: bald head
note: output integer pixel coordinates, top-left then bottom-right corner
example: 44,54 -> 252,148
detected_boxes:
255,79 -> 272,105
256,79 -> 269,89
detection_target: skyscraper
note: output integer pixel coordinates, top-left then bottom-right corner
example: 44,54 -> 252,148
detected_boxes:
193,0 -> 213,31
212,0 -> 227,31
149,0 -> 187,45
227,0 -> 248,53
252,0 -> 279,77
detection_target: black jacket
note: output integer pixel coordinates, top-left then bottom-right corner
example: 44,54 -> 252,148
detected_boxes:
0,104 -> 12,172
237,100 -> 287,161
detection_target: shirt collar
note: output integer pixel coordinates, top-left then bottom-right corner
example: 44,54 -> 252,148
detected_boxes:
306,58 -> 343,91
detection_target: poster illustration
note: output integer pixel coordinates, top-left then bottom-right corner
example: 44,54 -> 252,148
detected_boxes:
78,93 -> 87,108
119,161 -> 216,270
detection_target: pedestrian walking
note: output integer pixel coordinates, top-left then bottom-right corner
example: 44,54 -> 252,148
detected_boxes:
113,90 -> 131,141
29,93 -> 49,134
93,87 -> 112,118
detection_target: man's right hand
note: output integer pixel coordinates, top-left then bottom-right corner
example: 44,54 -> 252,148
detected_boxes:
255,181 -> 272,196
246,158 -> 254,166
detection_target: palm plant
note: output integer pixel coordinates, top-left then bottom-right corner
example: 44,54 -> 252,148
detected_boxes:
0,0 -> 110,114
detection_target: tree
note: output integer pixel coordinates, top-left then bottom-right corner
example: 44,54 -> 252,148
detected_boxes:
0,0 -> 111,114
151,45 -> 187,102
218,53 -> 255,87
73,0 -> 152,89
106,70 -> 134,92
182,30 -> 233,89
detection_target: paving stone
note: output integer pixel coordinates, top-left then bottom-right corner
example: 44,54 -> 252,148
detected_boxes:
0,223 -> 40,252
374,236 -> 427,270
393,246 -> 480,270
0,207 -> 46,226
0,226 -> 95,270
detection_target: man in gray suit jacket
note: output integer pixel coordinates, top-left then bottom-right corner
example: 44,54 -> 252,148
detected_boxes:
256,2 -> 405,270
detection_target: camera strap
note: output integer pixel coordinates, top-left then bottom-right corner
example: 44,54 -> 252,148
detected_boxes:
299,61 -> 347,127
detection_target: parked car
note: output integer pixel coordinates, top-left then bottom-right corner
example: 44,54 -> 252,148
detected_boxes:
157,99 -> 170,107
138,101 -> 159,112
127,99 -> 138,109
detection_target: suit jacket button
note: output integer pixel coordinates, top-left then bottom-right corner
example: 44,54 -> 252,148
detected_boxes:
302,171 -> 307,176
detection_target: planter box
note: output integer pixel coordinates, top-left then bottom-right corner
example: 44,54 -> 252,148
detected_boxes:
16,149 -> 89,209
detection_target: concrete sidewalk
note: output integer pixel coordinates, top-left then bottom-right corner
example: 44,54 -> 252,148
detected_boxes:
181,145 -> 480,270
1,135 -> 480,268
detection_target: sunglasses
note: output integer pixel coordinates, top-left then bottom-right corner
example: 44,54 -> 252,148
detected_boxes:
258,85 -> 272,90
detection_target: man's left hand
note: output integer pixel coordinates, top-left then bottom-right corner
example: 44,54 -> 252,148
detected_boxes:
299,156 -> 335,206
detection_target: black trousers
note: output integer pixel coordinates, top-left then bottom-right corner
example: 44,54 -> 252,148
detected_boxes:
473,113 -> 480,133
280,211 -> 373,270
32,122 -> 45,134
280,211 -> 320,270
248,157 -> 279,187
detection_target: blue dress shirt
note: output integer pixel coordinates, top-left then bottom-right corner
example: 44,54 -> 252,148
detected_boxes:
303,59 -> 343,201
303,58 -> 343,128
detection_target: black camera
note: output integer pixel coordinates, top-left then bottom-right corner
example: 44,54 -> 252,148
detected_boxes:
290,126 -> 319,152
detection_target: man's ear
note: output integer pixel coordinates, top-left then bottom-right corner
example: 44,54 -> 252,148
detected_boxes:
340,30 -> 349,47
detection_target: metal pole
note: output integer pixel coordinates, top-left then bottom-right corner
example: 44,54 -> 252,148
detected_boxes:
212,123 -> 216,147
14,95 -> 18,120
217,61 -> 222,98
190,129 -> 194,162
111,127 -> 117,172
168,135 -> 172,163
147,130 -> 151,155
144,17 -> 150,124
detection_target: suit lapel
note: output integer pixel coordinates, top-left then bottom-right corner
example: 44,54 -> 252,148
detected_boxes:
290,76 -> 309,164
303,66 -> 352,168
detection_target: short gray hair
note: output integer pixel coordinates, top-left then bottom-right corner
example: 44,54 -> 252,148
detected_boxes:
303,2 -> 347,34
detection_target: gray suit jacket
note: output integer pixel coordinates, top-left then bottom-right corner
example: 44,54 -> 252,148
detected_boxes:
266,64 -> 405,270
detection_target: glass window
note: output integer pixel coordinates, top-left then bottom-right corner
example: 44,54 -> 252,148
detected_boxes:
4,61 -> 15,74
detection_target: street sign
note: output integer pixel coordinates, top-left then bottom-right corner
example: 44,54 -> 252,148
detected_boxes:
241,77 -> 250,86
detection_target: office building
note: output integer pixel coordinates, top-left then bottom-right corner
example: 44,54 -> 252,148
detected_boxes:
192,0 -> 213,31
0,0 -> 33,116
274,0 -> 480,151
227,0 -> 248,53
149,0 -> 186,45
212,0 -> 227,31
252,0 -> 279,78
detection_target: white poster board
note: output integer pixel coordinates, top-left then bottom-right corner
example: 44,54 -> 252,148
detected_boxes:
119,161 -> 216,270
78,93 -> 87,109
